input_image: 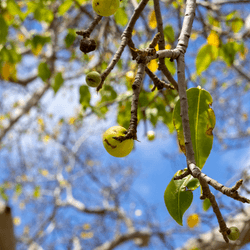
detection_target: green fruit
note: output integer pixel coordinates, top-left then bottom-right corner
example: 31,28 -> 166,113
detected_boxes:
147,131 -> 155,141
86,71 -> 101,87
102,126 -> 134,157
92,0 -> 120,17
228,227 -> 240,241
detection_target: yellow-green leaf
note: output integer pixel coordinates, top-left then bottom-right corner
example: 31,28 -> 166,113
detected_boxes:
33,186 -> 41,198
196,44 -> 218,75
114,8 -> 128,27
173,87 -> 216,169
58,0 -> 73,16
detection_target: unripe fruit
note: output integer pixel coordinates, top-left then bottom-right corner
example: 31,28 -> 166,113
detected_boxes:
102,126 -> 134,158
147,131 -> 155,141
92,0 -> 120,17
228,227 -> 240,241
86,71 -> 101,87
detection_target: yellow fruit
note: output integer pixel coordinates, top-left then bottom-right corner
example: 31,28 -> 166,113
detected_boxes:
92,0 -> 120,17
147,131 -> 155,141
102,126 -> 133,157
86,71 -> 101,87
228,227 -> 240,241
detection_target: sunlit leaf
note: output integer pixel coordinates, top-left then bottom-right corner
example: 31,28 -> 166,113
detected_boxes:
164,25 -> 175,43
114,8 -> 128,27
164,170 -> 193,226
165,58 -> 176,75
7,0 -> 25,21
147,59 -> 158,73
148,10 -> 157,29
196,44 -> 218,75
207,31 -> 220,47
203,198 -> 211,211
58,0 -> 73,16
173,87 -> 216,169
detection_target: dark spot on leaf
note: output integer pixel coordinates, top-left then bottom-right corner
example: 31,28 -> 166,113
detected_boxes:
206,127 -> 213,136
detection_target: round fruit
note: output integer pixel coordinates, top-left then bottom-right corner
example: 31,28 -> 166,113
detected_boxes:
92,0 -> 120,17
86,71 -> 101,87
102,126 -> 134,158
147,131 -> 155,141
228,227 -> 240,241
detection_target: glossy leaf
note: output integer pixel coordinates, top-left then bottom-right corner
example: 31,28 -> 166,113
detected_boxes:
164,170 -> 193,225
173,87 -> 216,169
196,44 -> 218,75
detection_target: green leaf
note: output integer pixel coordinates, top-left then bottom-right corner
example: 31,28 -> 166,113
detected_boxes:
65,29 -> 76,48
117,101 -> 131,129
7,0 -> 25,21
0,187 -> 8,201
203,198 -> 211,211
186,176 -> 200,190
165,58 -> 176,75
0,16 -> 8,45
34,7 -> 53,23
38,62 -> 51,81
33,186 -> 41,198
79,85 -> 91,110
207,14 -> 220,28
196,44 -> 219,75
99,85 -> 117,103
164,25 -> 175,43
173,87 -> 216,169
52,72 -> 64,94
0,44 -> 21,64
164,170 -> 193,225
231,18 -> 244,33
114,8 -> 128,27
219,42 -> 238,66
15,183 -> 22,196
58,0 -> 73,16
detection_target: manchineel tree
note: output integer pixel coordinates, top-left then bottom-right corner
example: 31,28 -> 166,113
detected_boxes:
0,0 -> 250,249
